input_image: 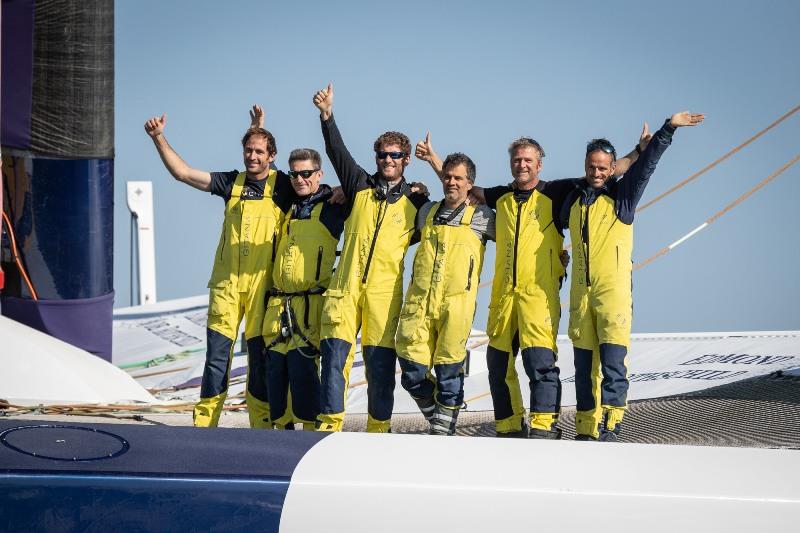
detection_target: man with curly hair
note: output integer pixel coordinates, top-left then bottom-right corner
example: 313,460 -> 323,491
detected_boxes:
312,84 -> 429,433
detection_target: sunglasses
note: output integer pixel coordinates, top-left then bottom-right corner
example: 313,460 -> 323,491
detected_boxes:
376,151 -> 407,160
586,143 -> 616,158
288,169 -> 320,179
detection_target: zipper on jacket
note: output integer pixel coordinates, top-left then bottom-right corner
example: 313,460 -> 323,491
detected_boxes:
315,246 -> 323,281
271,230 -> 278,262
219,233 -> 226,261
581,205 -> 590,287
466,255 -> 474,291
430,237 -> 441,288
512,199 -> 523,288
361,199 -> 388,284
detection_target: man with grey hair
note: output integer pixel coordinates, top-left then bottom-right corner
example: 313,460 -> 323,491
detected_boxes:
396,137 -> 495,435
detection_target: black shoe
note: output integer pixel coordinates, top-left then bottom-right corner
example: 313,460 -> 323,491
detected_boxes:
574,434 -> 598,441
598,429 -> 619,442
529,427 -> 562,440
599,412 -> 621,442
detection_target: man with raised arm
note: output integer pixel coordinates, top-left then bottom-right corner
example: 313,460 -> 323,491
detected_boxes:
420,130 -> 645,439
312,84 -> 429,433
561,111 -> 704,441
396,143 -> 495,435
144,111 -> 294,428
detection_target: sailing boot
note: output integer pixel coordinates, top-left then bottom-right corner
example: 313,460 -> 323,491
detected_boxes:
529,425 -> 563,440
495,420 -> 529,438
598,409 -> 622,442
430,404 -> 459,436
414,396 -> 436,423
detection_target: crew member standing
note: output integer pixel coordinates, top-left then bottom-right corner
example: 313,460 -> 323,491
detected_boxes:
144,112 -> 293,428
562,110 -> 705,441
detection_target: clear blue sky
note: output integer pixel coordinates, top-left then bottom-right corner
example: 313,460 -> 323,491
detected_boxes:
114,0 -> 800,333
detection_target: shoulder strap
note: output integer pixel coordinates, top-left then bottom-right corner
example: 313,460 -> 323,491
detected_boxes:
229,172 -> 248,199
310,201 -> 324,220
460,204 -> 475,226
424,201 -> 440,225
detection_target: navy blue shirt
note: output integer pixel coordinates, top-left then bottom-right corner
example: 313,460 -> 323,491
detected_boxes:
557,120 -> 676,230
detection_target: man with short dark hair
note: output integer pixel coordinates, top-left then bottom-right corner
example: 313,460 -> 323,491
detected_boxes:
561,111 -> 704,441
144,111 -> 294,428
396,143 -> 495,435
312,84 -> 429,433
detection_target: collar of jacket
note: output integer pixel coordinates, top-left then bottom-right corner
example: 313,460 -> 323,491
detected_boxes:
368,174 -> 408,203
578,176 -> 617,206
292,184 -> 332,220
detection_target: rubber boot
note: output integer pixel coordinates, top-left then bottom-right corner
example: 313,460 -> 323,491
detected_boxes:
430,404 -> 459,436
414,396 -> 436,423
495,420 -> 529,438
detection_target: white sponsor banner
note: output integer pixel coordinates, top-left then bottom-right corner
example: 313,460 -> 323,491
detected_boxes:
113,299 -> 799,411
347,331 -> 800,413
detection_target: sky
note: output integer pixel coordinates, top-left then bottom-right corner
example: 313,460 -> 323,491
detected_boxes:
114,0 -> 800,334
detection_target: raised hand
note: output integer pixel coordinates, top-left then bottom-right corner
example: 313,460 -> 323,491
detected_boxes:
638,122 -> 652,152
415,132 -> 434,162
328,185 -> 347,205
468,187 -> 486,205
560,249 -> 570,269
144,114 -> 167,138
670,111 -> 705,128
249,105 -> 265,129
409,181 -> 429,197
313,83 -> 334,120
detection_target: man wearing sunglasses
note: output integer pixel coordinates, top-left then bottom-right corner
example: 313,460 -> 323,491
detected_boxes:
144,111 -> 296,429
312,83 -> 429,433
396,147 -> 495,435
561,111 -> 705,442
260,147 -> 347,430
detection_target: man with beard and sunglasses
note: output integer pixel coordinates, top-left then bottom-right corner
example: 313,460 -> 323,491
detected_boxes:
560,110 -> 704,442
312,83 -> 429,433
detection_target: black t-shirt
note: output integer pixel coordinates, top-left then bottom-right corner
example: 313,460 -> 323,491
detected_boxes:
210,170 -> 295,214
484,179 -> 575,235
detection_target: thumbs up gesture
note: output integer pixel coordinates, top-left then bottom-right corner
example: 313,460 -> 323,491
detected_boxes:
313,83 -> 334,120
415,132 -> 435,162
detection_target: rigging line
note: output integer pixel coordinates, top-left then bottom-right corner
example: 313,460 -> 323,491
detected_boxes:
635,152 -> 800,271
637,104 -> 800,213
1,211 -> 38,300
477,104 -> 800,289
